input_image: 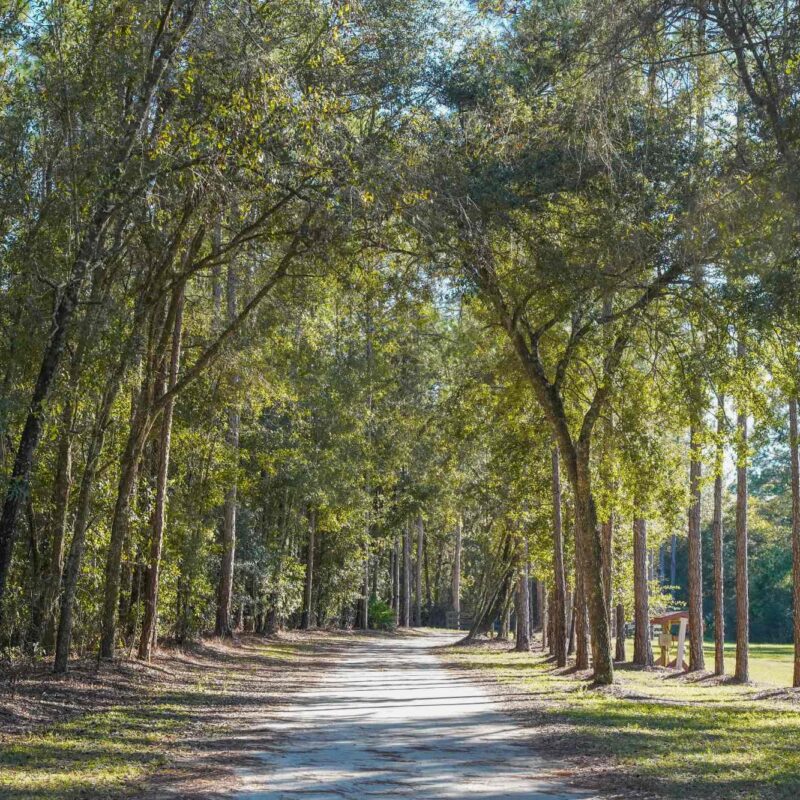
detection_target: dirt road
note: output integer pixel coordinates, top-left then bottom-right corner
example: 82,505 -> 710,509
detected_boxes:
233,632 -> 592,799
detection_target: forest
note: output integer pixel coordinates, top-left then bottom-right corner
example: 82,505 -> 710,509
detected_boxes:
1,1 -> 800,797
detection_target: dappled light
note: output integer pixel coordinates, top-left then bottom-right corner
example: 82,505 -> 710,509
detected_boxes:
2,0 -> 800,797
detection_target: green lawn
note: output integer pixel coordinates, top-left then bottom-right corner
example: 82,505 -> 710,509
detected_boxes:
701,641 -> 795,686
444,638 -> 800,799
620,637 -> 795,686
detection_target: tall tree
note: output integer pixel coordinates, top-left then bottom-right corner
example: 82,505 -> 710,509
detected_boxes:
632,516 -> 653,667
713,397 -> 726,676
139,286 -> 185,660
735,339 -> 750,682
216,256 -> 241,637
791,397 -> 800,688
551,444 -> 568,667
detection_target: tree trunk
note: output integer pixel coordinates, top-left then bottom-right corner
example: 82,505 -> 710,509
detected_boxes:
53,304 -> 150,672
713,395 -> 725,677
0,215 -> 110,614
633,516 -> 653,667
687,425 -> 705,671
99,348 -> 157,659
575,578 -> 589,670
790,397 -> 800,688
215,256 -> 240,637
601,516 -> 613,638
360,548 -> 369,631
574,455 -> 613,683
393,535 -> 400,627
38,417 -> 73,651
100,284 -> 186,663
452,515 -> 462,628
551,444 -> 568,667
540,583 -> 549,651
301,508 -> 315,630
415,514 -> 424,626
615,602 -> 626,662
567,587 -> 576,657
514,563 -> 531,651
215,461 -> 238,637
670,533 -> 677,588
735,358 -> 749,682
0,11 -> 198,614
54,407 -> 116,670
465,533 -> 514,640
402,518 -> 411,627
36,268 -> 113,650
499,604 -> 510,640
138,288 -> 183,661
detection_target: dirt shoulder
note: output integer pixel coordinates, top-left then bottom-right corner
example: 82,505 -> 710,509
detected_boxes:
0,631 -> 349,800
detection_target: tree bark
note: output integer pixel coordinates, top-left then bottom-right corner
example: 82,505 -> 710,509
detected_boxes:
99,335 -> 159,659
54,402 -> 118,671
301,508 -> 316,630
575,455 -> 613,682
575,577 -> 589,670
53,295 -> 152,672
615,602 -> 626,662
138,287 -> 184,660
360,547 -> 369,631
735,354 -> 749,682
402,517 -> 411,627
215,463 -> 238,636
37,416 -> 73,652
452,515 -> 462,628
514,549 -> 531,651
566,587 -> 575,656
393,535 -> 400,627
687,425 -> 705,670
601,517 -> 613,637
790,397 -> 800,688
540,583 -> 549,651
415,514 -> 424,626
215,256 -> 241,637
499,604 -> 510,640
713,396 -> 725,676
551,443 -> 568,667
633,516 -> 653,667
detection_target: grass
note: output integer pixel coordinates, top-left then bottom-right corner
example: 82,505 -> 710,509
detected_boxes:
0,635 -> 318,800
443,637 -> 800,799
0,705 -> 180,798
622,637 -> 794,685
699,640 -> 795,686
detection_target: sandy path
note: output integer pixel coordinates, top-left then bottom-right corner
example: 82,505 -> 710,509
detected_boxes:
232,632 -> 593,799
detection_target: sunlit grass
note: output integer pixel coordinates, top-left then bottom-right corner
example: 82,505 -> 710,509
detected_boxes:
0,707 -> 179,799
444,641 -> 800,799
619,637 -> 795,686
0,639 -> 305,800
701,641 -> 795,686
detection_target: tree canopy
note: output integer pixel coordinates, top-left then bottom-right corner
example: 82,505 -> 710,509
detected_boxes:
1,0 -> 800,688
